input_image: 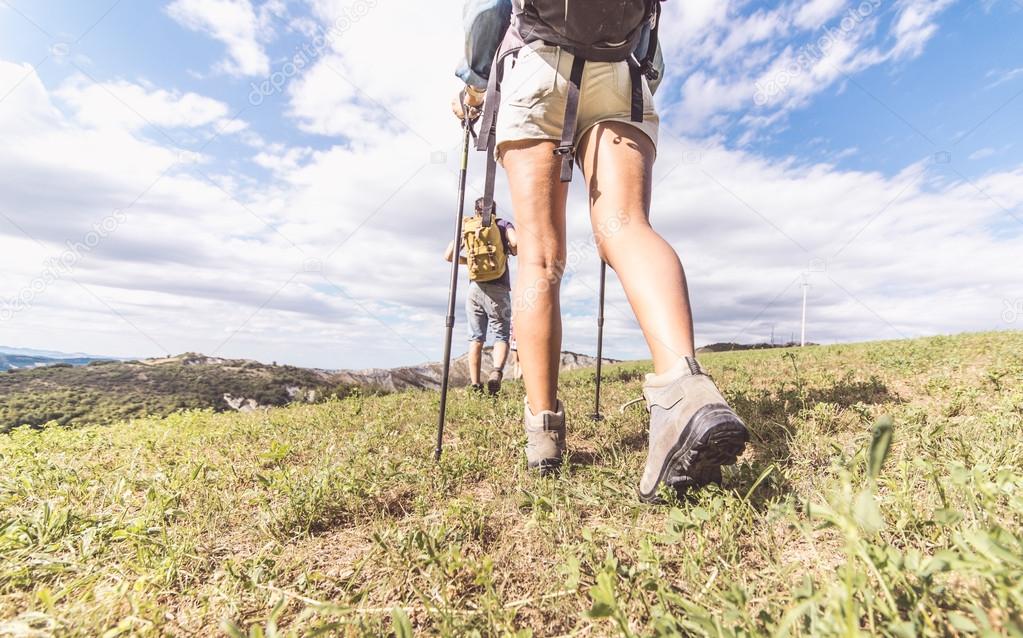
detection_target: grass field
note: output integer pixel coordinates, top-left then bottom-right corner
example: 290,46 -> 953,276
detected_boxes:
1,332 -> 1022,636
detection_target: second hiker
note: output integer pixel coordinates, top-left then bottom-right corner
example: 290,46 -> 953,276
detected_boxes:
444,197 -> 518,395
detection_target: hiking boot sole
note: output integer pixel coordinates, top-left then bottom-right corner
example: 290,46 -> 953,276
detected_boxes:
487,378 -> 502,396
639,403 -> 748,504
527,457 -> 562,477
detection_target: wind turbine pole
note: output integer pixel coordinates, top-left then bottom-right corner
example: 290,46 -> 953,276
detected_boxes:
800,282 -> 808,347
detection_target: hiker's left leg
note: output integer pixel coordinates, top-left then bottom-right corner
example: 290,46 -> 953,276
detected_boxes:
502,138 -> 569,471
466,285 -> 488,386
501,139 -> 569,413
577,121 -> 696,373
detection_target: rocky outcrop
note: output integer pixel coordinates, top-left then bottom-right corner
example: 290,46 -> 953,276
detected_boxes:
222,394 -> 263,412
333,349 -> 616,393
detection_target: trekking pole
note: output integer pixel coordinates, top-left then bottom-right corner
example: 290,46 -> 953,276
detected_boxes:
435,109 -> 477,461
590,260 -> 607,421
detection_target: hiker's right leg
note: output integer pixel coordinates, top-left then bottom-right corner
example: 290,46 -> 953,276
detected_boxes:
486,289 -> 512,395
487,287 -> 513,372
570,66 -> 747,500
500,139 -> 570,413
491,340 -> 509,370
577,121 -> 695,373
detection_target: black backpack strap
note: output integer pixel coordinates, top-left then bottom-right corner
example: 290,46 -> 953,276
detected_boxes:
482,146 -> 498,227
475,51 -> 503,154
478,29 -> 524,227
642,0 -> 662,80
478,49 -> 505,228
629,63 -> 644,123
628,0 -> 662,125
554,55 -> 586,182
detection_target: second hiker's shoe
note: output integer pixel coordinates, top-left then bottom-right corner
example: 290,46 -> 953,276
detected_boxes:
639,357 -> 748,503
524,399 -> 566,476
469,383 -> 484,394
487,369 -> 503,395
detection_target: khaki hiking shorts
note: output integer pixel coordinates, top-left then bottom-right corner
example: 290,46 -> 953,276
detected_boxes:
495,41 -> 659,159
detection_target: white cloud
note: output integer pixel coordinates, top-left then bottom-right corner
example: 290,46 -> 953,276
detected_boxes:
285,0 -> 463,147
165,0 -> 278,77
793,0 -> 848,30
968,147 -> 996,160
889,0 -> 955,60
252,146 -> 313,173
985,66 -> 1023,89
834,146 -> 859,159
55,75 -> 232,131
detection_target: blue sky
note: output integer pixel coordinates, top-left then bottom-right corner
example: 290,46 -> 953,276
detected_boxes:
1,0 -> 1021,369
758,2 -> 1023,174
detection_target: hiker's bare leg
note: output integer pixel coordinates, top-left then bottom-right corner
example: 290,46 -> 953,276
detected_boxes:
468,340 -> 484,385
578,121 -> 696,373
501,139 -> 569,413
492,340 -> 509,371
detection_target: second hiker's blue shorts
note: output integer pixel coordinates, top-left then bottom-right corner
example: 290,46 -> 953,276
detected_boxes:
466,281 -> 511,344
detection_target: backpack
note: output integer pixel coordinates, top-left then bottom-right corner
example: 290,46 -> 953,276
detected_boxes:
462,215 -> 507,283
515,0 -> 656,63
475,0 -> 663,218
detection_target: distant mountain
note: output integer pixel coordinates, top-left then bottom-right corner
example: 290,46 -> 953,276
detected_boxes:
1,350 -> 612,432
0,345 -> 117,360
696,341 -> 816,353
0,350 -> 115,372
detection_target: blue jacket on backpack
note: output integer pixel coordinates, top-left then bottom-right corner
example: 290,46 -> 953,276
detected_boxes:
456,0 -> 664,93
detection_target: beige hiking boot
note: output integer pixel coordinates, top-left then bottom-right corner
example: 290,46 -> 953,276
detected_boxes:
639,357 -> 748,502
523,399 -> 566,476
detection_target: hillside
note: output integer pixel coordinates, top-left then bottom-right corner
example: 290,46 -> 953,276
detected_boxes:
0,332 -> 1021,635
0,350 -> 608,433
0,354 -> 353,433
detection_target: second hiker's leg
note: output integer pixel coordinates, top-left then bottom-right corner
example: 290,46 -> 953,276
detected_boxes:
468,340 -> 484,385
488,288 -> 512,371
578,121 -> 696,374
492,341 -> 509,371
501,139 -> 569,413
487,291 -> 511,395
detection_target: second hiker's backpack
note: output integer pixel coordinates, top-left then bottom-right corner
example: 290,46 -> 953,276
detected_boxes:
462,214 -> 507,283
475,0 -> 663,218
